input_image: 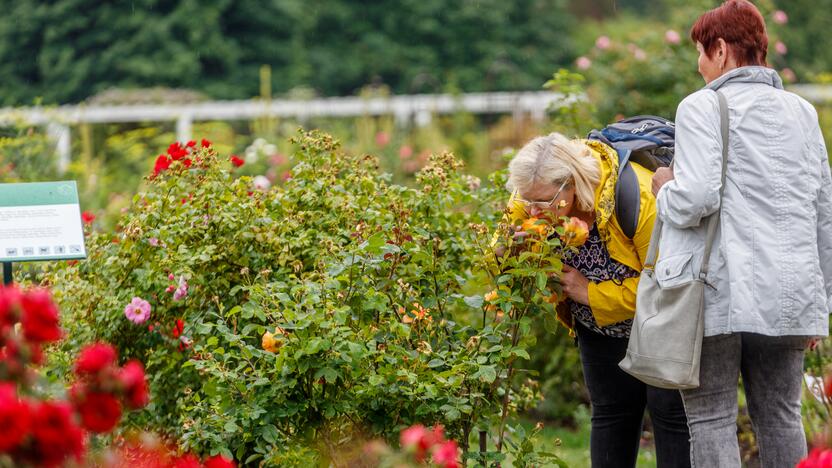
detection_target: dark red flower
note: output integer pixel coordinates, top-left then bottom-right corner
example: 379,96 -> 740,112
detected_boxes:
167,142 -> 188,161
201,139 -> 212,148
153,155 -> 172,176
0,285 -> 22,331
74,391 -> 122,433
172,319 -> 184,338
29,401 -> 86,467
0,383 -> 31,452
183,158 -> 192,168
230,155 -> 245,168
119,360 -> 149,409
81,211 -> 96,225
171,453 -> 201,468
204,455 -> 237,468
20,289 -> 61,343
186,140 -> 196,148
74,342 -> 117,376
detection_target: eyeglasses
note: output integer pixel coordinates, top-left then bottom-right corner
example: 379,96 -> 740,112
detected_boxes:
514,179 -> 571,211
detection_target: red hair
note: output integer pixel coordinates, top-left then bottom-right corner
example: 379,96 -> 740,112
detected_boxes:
690,0 -> 768,67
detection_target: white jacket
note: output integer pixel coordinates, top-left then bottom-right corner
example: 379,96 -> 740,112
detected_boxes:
656,66 -> 832,337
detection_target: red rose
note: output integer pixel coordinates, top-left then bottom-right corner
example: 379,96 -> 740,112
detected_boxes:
172,319 -> 184,338
431,440 -> 460,468
74,342 -> 117,376
201,139 -> 212,148
400,424 -> 445,461
29,401 -> 86,467
119,360 -> 149,409
167,143 -> 188,161
0,383 -> 31,452
186,140 -> 196,148
153,155 -> 172,176
20,289 -> 61,343
74,391 -> 122,433
183,158 -> 192,168
0,285 -> 22,332
171,453 -> 201,468
204,455 -> 237,468
230,155 -> 244,168
81,211 -> 96,225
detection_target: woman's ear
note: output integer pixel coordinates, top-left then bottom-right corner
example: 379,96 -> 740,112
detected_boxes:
717,38 -> 728,68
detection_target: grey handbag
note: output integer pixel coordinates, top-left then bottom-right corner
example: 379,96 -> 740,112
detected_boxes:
618,90 -> 729,390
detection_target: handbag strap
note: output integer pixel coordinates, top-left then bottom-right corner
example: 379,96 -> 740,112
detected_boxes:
643,90 -> 729,279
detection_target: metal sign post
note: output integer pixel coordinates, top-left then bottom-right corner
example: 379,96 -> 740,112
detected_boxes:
2,262 -> 10,286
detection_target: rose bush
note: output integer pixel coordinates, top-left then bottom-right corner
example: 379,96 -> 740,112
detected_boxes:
42,130 -> 569,465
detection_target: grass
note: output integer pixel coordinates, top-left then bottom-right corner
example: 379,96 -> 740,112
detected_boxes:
523,406 -> 658,468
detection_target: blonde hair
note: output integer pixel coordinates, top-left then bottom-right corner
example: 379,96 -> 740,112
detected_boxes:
506,133 -> 601,212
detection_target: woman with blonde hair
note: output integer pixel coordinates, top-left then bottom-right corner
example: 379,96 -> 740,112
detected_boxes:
507,133 -> 690,467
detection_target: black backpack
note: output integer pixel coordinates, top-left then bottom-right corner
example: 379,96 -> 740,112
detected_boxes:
587,115 -> 676,239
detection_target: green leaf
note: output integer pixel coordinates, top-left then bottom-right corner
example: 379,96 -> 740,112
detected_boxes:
463,295 -> 484,308
314,367 -> 339,383
474,365 -> 497,383
428,358 -> 445,368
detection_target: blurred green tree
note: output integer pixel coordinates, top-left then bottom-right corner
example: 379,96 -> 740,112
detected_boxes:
0,0 -> 576,105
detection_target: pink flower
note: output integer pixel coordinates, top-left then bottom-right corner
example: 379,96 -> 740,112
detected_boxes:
595,35 -> 611,50
665,30 -> 681,45
775,41 -> 788,55
398,145 -> 414,160
168,273 -> 175,281
124,297 -> 151,324
772,10 -> 788,25
781,68 -> 797,83
375,131 -> 390,147
431,440 -> 460,468
633,48 -> 647,61
148,237 -> 159,247
173,276 -> 189,301
575,56 -> 592,70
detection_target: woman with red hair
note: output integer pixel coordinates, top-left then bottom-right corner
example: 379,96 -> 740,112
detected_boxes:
651,0 -> 832,466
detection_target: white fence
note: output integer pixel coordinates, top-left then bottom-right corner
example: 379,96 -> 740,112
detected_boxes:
0,91 -> 570,173
1,84 -> 829,174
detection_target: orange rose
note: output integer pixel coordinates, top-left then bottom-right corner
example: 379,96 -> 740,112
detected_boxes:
521,217 -> 550,237
561,217 -> 589,247
262,330 -> 282,353
484,290 -> 498,302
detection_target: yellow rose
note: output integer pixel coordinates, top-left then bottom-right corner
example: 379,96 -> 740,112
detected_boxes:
561,217 -> 589,247
506,199 -> 528,225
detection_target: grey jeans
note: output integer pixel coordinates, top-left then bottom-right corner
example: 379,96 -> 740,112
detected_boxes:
680,333 -> 809,468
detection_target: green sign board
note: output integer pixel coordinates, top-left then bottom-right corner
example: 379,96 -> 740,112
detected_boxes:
0,181 -> 87,262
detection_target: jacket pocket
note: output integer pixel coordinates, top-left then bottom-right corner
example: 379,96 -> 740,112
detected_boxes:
655,252 -> 695,289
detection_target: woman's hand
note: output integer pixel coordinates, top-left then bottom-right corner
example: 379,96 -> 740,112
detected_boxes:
561,265 -> 590,305
651,167 -> 675,196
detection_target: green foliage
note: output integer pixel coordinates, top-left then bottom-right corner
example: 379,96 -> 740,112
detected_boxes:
0,0 -> 577,105
0,121 -> 58,182
42,130 -> 564,464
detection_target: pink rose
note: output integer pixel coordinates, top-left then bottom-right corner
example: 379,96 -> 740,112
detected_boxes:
124,297 -> 151,324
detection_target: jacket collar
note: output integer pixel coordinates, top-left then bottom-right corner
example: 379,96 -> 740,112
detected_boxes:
705,66 -> 784,91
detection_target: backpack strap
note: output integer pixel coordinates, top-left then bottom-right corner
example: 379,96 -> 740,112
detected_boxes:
614,160 -> 640,239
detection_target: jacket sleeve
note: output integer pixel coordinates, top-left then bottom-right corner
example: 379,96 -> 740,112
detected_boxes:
814,123 -> 832,311
588,176 -> 657,327
656,91 -> 723,229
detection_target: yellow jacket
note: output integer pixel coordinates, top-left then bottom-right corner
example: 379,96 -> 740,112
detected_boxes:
580,140 -> 657,327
